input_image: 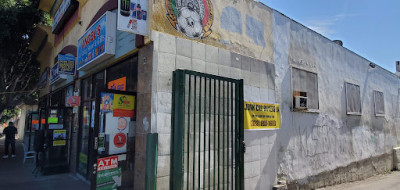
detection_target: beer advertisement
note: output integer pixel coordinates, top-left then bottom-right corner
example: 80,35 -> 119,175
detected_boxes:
117,0 -> 148,36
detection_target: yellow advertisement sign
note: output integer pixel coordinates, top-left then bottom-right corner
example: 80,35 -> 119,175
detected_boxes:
113,94 -> 135,117
53,130 -> 66,146
244,102 -> 281,130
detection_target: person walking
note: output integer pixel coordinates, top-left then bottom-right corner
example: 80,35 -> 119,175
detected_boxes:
2,122 -> 18,158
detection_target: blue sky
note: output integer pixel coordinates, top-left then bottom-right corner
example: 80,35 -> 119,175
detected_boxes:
260,0 -> 400,73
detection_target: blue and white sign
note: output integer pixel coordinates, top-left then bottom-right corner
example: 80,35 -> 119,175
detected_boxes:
58,54 -> 76,75
52,0 -> 78,34
77,11 -> 116,71
50,63 -> 61,84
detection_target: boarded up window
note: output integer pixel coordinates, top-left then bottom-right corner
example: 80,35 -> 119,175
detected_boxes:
291,67 -> 319,109
345,82 -> 361,114
374,90 -> 385,116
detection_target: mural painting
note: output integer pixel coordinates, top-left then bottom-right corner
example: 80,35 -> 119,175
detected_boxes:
165,0 -> 214,39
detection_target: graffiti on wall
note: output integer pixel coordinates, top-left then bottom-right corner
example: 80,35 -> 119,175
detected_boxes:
165,0 -> 214,39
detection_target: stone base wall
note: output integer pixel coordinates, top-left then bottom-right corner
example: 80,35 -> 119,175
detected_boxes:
287,153 -> 393,190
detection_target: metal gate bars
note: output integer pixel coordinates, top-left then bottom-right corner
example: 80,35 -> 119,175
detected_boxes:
170,70 -> 244,190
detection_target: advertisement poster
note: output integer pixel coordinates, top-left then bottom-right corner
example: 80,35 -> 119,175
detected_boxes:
244,102 -> 281,130
53,130 -> 67,146
113,94 -> 135,117
49,124 -> 63,129
108,77 -> 126,91
48,117 -> 59,124
96,167 -> 122,190
100,93 -> 114,112
97,156 -> 118,171
65,85 -> 74,107
105,113 -> 130,155
117,0 -> 148,36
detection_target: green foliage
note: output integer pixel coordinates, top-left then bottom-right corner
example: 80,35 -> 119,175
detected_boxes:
0,109 -> 19,124
0,0 -> 46,120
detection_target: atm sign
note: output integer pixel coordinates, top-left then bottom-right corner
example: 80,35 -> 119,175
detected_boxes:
97,156 -> 118,171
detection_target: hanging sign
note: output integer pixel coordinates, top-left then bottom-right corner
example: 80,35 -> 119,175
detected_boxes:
53,130 -> 66,146
108,77 -> 126,91
77,11 -> 116,71
52,0 -> 78,34
97,156 -> 118,172
67,96 -> 81,107
100,93 -> 114,112
58,54 -> 76,75
113,94 -> 135,117
49,124 -> 63,129
96,167 -> 122,190
117,0 -> 148,36
244,102 -> 281,130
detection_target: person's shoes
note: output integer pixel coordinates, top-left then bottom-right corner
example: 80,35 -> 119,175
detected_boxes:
2,155 -> 8,159
11,155 -> 16,158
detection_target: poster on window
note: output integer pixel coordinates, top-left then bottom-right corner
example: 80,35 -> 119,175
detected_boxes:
113,94 -> 135,117
53,130 -> 66,146
244,102 -> 281,130
117,0 -> 148,36
105,113 -> 130,154
100,93 -> 114,112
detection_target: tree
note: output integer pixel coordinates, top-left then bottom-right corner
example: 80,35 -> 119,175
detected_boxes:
0,0 -> 47,119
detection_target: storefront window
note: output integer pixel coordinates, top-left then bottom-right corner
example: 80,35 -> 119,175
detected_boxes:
106,56 -> 138,92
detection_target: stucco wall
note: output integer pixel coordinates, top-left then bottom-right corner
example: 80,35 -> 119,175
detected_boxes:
151,1 -> 400,190
273,10 -> 400,187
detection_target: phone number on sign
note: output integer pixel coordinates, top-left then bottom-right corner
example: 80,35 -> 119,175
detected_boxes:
251,120 -> 276,127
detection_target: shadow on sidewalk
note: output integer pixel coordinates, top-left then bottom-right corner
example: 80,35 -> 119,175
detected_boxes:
0,137 -> 89,190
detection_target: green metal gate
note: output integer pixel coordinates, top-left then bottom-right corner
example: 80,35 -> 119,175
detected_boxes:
170,70 -> 244,190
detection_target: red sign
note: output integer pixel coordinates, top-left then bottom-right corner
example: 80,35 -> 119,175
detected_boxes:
114,133 -> 127,148
41,119 -> 46,124
97,156 -> 118,171
32,120 -> 39,125
67,96 -> 81,106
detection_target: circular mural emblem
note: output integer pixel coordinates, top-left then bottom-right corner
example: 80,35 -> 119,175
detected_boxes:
114,133 -> 127,148
165,0 -> 214,39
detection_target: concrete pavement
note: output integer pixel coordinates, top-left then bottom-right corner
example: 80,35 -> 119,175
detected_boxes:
319,171 -> 400,190
0,137 -> 89,190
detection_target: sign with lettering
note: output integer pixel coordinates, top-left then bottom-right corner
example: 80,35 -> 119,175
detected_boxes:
244,102 -> 281,130
117,0 -> 148,36
97,156 -> 118,171
113,94 -> 135,117
96,167 -> 122,190
58,54 -> 76,75
108,77 -> 126,91
52,0 -> 78,34
77,11 -> 116,71
50,63 -> 60,84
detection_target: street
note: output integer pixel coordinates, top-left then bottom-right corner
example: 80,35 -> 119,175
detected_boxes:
319,171 -> 400,190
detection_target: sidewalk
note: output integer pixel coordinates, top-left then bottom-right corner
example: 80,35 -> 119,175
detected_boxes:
318,171 -> 400,190
0,137 -> 89,190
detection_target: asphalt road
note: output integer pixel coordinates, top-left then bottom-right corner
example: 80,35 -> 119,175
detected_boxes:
319,171 -> 400,190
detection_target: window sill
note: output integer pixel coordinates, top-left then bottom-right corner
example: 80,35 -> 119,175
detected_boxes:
346,112 -> 362,116
291,108 -> 320,113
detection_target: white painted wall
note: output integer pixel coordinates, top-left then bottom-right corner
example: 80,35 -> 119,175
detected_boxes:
273,10 -> 400,187
150,4 -> 400,190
